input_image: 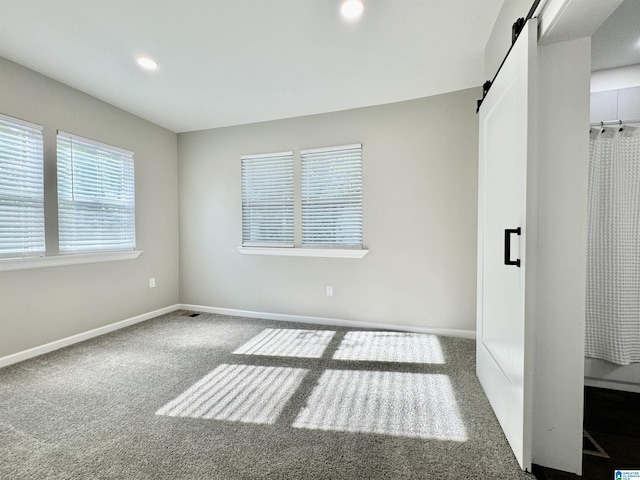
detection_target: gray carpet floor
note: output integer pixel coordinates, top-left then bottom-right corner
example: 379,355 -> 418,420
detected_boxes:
0,311 -> 534,479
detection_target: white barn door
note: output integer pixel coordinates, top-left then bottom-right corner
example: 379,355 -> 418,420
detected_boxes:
477,20 -> 537,471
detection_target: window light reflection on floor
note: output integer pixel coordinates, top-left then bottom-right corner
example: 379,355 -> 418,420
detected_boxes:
333,331 -> 445,364
156,364 -> 307,424
292,370 -> 467,441
233,328 -> 336,358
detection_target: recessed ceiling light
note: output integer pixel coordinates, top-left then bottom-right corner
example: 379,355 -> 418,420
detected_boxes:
341,0 -> 364,19
136,56 -> 158,71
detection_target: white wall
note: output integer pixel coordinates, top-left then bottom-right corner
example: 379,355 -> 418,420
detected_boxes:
178,88 -> 480,333
532,37 -> 590,475
591,64 -> 640,92
590,85 -> 640,122
0,57 -> 180,359
484,0 -> 533,78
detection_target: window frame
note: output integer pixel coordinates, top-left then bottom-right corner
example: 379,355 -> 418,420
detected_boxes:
56,130 -> 137,255
238,144 -> 367,259
241,151 -> 295,248
301,143 -> 363,249
0,113 -> 143,272
0,113 -> 45,259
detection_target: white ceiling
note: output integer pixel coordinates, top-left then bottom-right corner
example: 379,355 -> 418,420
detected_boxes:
591,0 -> 640,72
0,0 -> 504,133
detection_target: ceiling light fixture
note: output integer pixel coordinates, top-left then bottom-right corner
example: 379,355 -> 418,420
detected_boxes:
136,56 -> 158,71
341,0 -> 364,19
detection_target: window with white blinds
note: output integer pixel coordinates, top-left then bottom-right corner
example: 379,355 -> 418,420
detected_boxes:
57,132 -> 135,254
301,144 -> 362,248
0,114 -> 45,258
241,151 -> 294,247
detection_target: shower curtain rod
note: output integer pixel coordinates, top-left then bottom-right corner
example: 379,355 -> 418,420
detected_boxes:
590,119 -> 640,127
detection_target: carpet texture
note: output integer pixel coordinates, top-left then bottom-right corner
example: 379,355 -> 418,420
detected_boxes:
0,312 -> 534,479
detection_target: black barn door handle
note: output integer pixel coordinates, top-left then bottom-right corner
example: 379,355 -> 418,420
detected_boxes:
504,227 -> 521,267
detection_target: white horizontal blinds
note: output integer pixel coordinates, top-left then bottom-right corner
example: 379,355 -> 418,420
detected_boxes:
0,114 -> 45,258
241,151 -> 294,247
57,132 -> 135,253
301,144 -> 362,248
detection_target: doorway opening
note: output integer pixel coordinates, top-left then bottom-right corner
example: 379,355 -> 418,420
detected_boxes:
537,2 -> 640,478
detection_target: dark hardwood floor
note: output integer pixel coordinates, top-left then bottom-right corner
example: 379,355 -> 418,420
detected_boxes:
534,386 -> 640,480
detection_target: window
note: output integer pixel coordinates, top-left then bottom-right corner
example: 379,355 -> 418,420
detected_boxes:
239,144 -> 366,257
241,151 -> 294,247
57,132 -> 135,253
0,114 -> 45,258
301,144 -> 362,248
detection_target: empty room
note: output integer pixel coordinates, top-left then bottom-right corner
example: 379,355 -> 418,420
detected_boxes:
1,1 -> 638,479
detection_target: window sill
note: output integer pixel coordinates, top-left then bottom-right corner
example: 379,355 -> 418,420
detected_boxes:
0,250 -> 143,272
236,247 -> 369,258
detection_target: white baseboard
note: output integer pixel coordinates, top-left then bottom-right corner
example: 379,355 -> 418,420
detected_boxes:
0,303 -> 475,369
180,304 -> 476,339
584,357 -> 640,393
585,377 -> 640,393
0,304 -> 180,369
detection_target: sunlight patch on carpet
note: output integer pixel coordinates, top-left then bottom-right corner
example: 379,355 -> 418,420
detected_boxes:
332,331 -> 445,364
292,370 -> 467,441
233,328 -> 336,358
156,364 -> 307,424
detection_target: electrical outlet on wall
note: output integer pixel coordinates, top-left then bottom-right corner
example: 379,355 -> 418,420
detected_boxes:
149,278 -> 156,288
325,285 -> 333,297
